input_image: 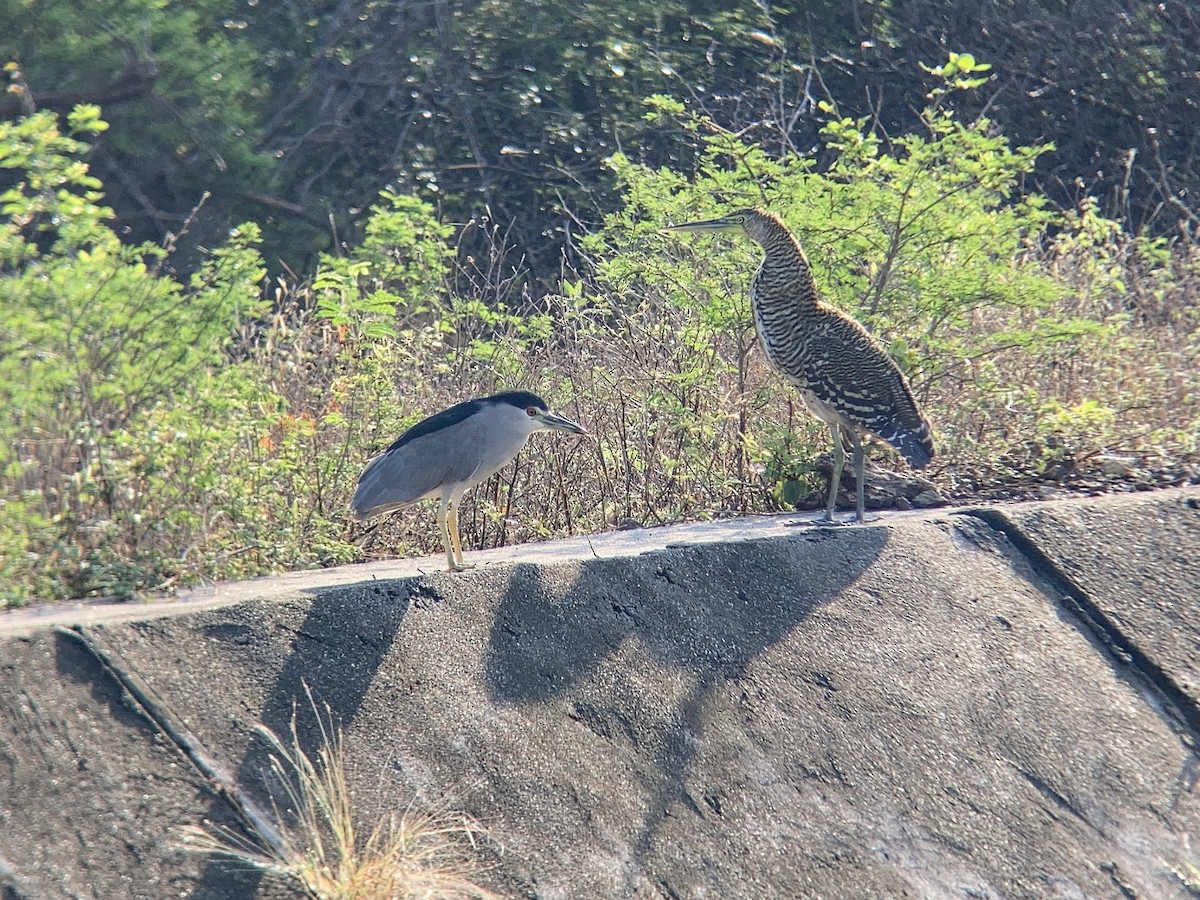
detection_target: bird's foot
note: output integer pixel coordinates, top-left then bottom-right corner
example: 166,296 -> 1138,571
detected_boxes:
447,562 -> 477,573
784,513 -> 852,528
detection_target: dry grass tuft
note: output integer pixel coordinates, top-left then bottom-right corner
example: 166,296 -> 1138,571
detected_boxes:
180,691 -> 498,899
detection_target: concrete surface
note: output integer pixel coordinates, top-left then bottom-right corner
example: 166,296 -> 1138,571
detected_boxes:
986,491 -> 1200,717
2,488 -> 1199,899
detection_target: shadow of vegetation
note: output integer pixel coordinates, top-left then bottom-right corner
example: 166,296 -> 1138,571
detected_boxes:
484,526 -> 889,889
188,579 -> 415,898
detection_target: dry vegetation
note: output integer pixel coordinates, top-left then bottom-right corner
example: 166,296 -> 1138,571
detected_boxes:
271,229 -> 1200,573
3,97 -> 1198,606
180,691 -> 498,899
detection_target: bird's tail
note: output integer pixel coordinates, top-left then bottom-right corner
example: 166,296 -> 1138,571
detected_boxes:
878,421 -> 935,470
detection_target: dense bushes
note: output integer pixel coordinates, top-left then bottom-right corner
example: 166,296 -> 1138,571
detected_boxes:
2,76 -> 1197,607
5,1 -> 1198,280
1,107 -> 267,601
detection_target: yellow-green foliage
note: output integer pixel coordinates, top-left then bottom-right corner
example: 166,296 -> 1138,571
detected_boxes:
587,78 -> 1090,492
2,64 -> 1198,606
0,108 -> 269,603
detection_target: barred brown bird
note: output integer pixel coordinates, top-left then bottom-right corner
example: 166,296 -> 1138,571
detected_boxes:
662,207 -> 935,524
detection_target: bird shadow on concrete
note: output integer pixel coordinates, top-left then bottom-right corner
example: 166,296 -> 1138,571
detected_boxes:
484,525 -> 890,891
186,579 -> 414,899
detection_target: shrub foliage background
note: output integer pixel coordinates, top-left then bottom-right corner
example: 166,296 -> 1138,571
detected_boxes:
5,0 -> 1198,276
2,59 -> 1197,607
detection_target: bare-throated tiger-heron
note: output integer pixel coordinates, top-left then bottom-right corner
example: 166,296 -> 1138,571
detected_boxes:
662,208 -> 934,524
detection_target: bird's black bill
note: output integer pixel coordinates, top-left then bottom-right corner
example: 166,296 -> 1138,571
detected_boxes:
538,411 -> 588,434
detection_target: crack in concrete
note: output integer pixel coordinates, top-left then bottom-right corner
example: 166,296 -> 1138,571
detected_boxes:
959,508 -> 1200,744
1012,764 -> 1100,833
53,625 -> 287,858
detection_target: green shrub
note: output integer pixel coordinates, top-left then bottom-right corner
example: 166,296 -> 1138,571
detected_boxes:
3,59 -> 1197,606
0,107 -> 269,605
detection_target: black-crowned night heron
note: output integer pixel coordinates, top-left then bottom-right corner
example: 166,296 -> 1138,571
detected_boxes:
661,208 -> 935,524
352,390 -> 587,570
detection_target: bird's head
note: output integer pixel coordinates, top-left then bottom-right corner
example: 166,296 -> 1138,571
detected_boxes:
659,207 -> 781,243
490,391 -> 588,435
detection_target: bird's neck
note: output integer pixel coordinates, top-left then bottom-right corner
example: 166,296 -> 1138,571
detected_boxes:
754,229 -> 820,310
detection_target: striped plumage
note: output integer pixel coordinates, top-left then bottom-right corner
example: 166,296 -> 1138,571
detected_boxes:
662,207 -> 935,524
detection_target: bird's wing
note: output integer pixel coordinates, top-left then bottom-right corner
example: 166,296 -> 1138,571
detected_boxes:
795,316 -> 935,468
351,426 -> 483,519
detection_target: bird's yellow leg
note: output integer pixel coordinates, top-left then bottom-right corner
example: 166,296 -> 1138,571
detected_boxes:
437,495 -> 457,571
447,499 -> 474,571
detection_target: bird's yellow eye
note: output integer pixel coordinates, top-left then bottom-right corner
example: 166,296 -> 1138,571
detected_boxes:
526,406 -> 538,417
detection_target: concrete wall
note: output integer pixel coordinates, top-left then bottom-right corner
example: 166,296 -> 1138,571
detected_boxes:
2,489 -> 1199,898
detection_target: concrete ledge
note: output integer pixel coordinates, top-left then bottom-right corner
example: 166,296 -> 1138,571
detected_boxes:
977,490 -> 1200,718
3,489 -> 1199,898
